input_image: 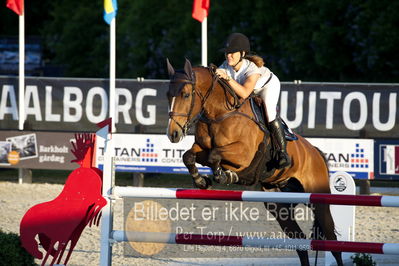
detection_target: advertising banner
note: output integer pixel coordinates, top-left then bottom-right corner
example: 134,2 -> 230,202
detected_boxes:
0,76 -> 169,133
280,83 -> 398,139
95,134 -> 211,174
0,129 -> 376,180
1,76 -> 398,138
122,197 -> 313,258
374,140 -> 399,180
307,138 -> 374,179
0,130 -> 76,170
94,134 -> 374,179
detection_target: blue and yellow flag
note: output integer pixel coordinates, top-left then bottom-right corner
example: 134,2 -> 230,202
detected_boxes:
103,0 -> 118,24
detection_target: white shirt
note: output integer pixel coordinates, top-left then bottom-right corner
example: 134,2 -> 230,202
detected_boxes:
219,59 -> 261,85
254,66 -> 272,94
220,58 -> 279,120
219,59 -> 273,94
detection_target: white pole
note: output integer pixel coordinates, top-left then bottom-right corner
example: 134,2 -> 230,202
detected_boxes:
201,17 -> 207,67
99,125 -> 114,266
18,12 -> 25,130
109,18 -> 116,132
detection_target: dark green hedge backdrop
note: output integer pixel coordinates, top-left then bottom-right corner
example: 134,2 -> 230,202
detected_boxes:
1,0 -> 398,82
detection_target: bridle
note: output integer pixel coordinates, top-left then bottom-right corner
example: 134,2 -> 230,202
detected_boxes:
168,65 -> 245,137
168,67 -> 217,136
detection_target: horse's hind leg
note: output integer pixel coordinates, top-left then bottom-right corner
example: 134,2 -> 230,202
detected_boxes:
183,143 -> 212,189
312,203 -> 343,266
265,202 -> 310,266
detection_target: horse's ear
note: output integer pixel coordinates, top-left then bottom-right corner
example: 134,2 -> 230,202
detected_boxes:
166,58 -> 175,77
184,58 -> 193,77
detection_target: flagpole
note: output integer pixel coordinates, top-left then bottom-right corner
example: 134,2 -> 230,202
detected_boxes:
109,18 -> 116,132
18,10 -> 25,130
201,17 -> 207,67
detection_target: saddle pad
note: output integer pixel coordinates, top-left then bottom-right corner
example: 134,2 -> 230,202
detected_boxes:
249,97 -> 298,141
249,97 -> 267,132
281,119 -> 298,141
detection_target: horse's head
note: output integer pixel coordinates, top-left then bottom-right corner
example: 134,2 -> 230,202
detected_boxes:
166,59 -> 211,143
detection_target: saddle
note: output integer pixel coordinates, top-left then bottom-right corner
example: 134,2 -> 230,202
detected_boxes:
249,95 -> 298,141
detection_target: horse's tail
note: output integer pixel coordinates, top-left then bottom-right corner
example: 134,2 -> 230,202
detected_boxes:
314,146 -> 329,175
311,147 -> 341,239
311,215 -> 326,240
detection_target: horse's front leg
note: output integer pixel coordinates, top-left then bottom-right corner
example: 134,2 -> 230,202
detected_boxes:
183,143 -> 212,189
208,143 -> 247,185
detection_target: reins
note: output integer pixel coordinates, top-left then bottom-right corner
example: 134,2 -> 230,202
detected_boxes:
208,64 -> 242,110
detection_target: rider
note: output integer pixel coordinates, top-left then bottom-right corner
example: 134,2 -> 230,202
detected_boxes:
215,32 -> 291,169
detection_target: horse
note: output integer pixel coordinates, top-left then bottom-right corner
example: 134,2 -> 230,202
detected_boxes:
166,59 -> 343,266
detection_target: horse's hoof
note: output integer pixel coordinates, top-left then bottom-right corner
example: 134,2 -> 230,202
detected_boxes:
213,168 -> 227,184
213,169 -> 238,185
193,175 -> 212,189
225,170 -> 239,184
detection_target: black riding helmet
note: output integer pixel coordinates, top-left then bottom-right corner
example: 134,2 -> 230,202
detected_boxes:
220,33 -> 250,54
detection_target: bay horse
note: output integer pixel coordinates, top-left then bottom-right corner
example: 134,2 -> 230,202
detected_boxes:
166,59 -> 343,266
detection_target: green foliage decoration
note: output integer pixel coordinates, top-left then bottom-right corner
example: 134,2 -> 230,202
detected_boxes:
0,230 -> 36,266
351,253 -> 377,266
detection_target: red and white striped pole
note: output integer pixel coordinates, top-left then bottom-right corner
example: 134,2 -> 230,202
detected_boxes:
113,187 -> 399,207
111,231 -> 399,255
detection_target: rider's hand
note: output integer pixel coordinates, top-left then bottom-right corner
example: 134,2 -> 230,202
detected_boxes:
215,68 -> 230,81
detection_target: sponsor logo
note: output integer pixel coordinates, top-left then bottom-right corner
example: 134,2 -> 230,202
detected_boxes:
332,174 -> 347,192
325,143 -> 370,170
140,138 -> 158,163
380,145 -> 399,175
350,143 -> 369,169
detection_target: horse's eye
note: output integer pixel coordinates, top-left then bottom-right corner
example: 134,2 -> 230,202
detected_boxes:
183,92 -> 190,99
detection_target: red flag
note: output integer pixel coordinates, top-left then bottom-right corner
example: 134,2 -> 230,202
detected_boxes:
6,0 -> 24,16
192,0 -> 210,22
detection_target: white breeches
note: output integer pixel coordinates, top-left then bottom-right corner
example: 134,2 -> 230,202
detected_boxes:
256,73 -> 281,122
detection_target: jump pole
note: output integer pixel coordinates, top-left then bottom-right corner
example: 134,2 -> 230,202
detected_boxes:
112,186 -> 399,207
110,231 -> 399,255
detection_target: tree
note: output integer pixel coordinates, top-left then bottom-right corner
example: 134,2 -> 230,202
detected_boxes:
42,0 -> 108,77
1,0 -> 398,82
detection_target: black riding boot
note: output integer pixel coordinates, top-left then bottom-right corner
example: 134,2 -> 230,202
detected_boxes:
269,119 -> 291,169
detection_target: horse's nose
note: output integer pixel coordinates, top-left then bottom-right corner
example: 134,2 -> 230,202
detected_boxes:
171,130 -> 180,143
169,130 -> 181,143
